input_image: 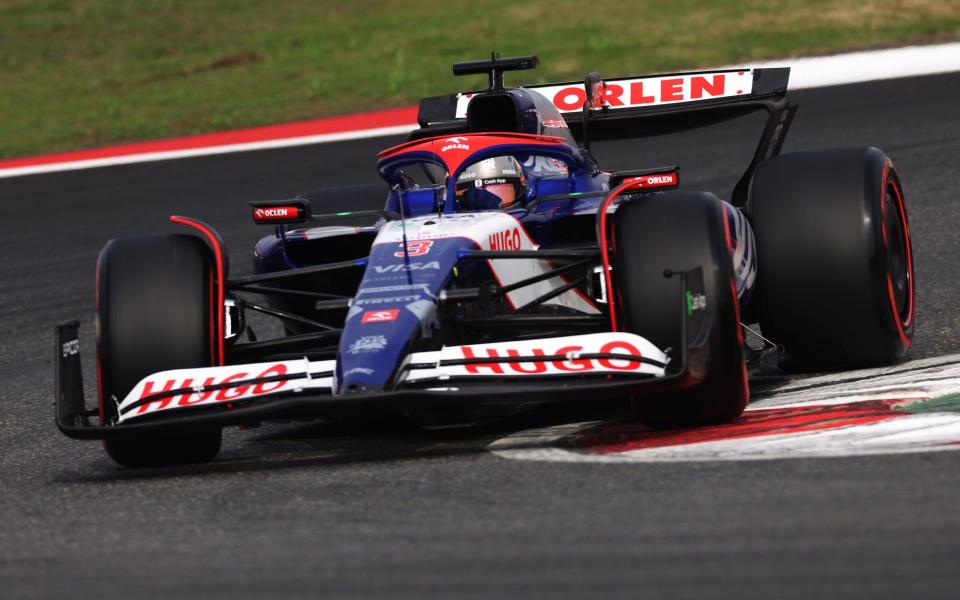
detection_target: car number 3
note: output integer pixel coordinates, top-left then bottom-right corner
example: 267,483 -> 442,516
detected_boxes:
394,240 -> 434,257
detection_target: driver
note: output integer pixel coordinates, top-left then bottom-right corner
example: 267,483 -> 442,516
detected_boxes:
455,156 -> 527,211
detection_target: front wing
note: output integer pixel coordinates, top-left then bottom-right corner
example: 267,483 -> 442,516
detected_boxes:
56,320 -> 711,441
56,264 -> 713,440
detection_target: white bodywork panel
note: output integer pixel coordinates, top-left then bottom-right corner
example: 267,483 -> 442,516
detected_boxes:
373,213 -> 600,314
401,332 -> 667,383
118,333 -> 666,422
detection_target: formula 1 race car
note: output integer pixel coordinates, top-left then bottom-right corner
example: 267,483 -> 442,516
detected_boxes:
56,55 -> 915,467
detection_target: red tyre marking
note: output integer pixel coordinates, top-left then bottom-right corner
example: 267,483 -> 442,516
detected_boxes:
730,278 -> 749,408
170,216 -> 226,365
207,272 -> 216,363
720,204 -> 749,408
713,203 -> 748,410
894,176 -> 915,329
716,203 -> 748,402
601,190 -> 748,408
721,203 -> 735,253
880,163 -> 914,347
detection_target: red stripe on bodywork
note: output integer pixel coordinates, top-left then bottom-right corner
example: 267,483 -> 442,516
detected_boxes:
598,179 -> 650,331
597,174 -> 684,331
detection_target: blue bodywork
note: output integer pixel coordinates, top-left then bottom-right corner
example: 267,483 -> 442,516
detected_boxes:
254,142 -> 610,392
252,87 -> 756,395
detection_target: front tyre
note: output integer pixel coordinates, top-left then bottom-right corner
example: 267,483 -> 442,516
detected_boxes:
97,234 -> 222,467
612,192 -> 749,428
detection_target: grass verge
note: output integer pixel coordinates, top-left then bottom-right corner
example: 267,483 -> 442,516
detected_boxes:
1,0 -> 958,158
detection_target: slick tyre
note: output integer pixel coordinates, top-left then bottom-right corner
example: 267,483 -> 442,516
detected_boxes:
612,192 -> 748,428
749,148 -> 914,368
97,234 -> 222,467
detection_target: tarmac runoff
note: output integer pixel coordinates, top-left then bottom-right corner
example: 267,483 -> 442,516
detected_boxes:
489,354 -> 960,463
1,41 -> 959,179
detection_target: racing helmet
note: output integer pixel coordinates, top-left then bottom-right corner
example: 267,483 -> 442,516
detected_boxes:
455,156 -> 527,210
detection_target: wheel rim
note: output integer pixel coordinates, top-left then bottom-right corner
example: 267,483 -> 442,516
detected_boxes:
883,177 -> 913,330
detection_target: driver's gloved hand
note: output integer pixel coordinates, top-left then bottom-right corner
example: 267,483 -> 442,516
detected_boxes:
460,188 -> 504,211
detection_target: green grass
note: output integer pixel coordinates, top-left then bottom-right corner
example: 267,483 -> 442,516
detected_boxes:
1,0 -> 959,159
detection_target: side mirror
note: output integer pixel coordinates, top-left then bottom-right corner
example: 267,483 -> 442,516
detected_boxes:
249,198 -> 311,224
400,187 -> 443,217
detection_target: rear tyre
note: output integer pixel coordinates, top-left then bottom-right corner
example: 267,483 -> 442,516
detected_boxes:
749,148 -> 914,368
612,192 -> 748,428
97,234 -> 222,467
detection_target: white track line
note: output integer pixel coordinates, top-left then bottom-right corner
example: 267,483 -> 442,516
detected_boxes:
0,124 -> 417,179
2,42 -> 959,179
724,41 -> 960,89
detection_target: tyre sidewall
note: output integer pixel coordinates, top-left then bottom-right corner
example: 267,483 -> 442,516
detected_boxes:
612,192 -> 748,426
96,234 -> 221,466
750,148 -> 913,366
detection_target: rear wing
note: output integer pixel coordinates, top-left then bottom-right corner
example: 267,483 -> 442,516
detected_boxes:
418,67 -> 790,127
415,65 -> 796,206
471,68 -> 786,119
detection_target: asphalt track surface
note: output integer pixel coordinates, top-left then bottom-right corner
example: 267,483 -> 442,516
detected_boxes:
2,73 -> 960,598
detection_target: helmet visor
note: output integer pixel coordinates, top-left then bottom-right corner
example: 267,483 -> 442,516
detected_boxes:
484,183 -> 518,207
